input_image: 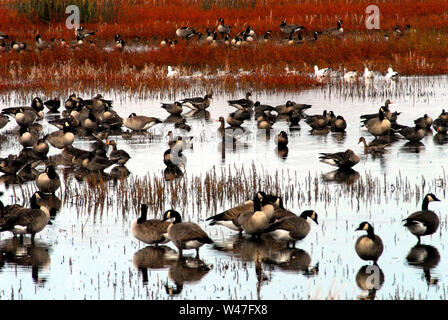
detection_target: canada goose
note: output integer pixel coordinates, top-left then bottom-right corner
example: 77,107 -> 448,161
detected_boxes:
305,110 -> 329,130
161,102 -> 183,116
314,65 -> 331,78
75,26 -> 95,39
0,31 -> 8,40
280,20 -> 305,36
395,124 -> 425,142
307,31 -> 320,43
15,108 -> 37,127
319,149 -> 360,170
358,137 -> 388,155
2,97 -> 44,118
0,192 -> 51,242
11,40 -> 27,52
43,98 -> 61,113
262,210 -> 318,247
106,140 -> 130,165
288,110 -> 301,128
227,92 -> 253,110
364,108 -> 391,137
18,126 -> 38,148
35,34 -> 49,50
284,34 -> 295,45
385,67 -> 399,81
275,131 -> 288,147
0,155 -> 26,175
175,27 -> 196,40
237,193 -> 274,237
64,94 -> 78,110
325,19 -> 344,37
414,114 -> 433,129
355,222 -> 383,263
403,193 -> 441,244
69,34 -> 84,47
36,165 -> 60,194
162,210 -> 213,258
0,114 -> 9,129
217,18 -> 231,36
81,152 -> 115,172
360,100 -> 394,121
179,94 -> 212,110
330,115 -> 347,132
275,101 -> 296,114
257,116 -> 272,130
132,204 -> 171,246
268,196 -> 297,222
363,67 -> 374,79
432,117 -> 448,134
44,121 -> 75,149
123,113 -> 162,131
262,30 -> 272,43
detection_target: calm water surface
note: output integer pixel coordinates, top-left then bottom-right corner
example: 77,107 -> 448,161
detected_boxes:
0,76 -> 447,299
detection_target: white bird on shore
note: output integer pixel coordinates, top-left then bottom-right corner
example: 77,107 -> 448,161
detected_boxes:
363,67 -> 374,79
314,65 -> 331,78
167,66 -> 179,78
343,68 -> 358,81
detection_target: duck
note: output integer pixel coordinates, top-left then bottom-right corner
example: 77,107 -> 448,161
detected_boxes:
262,210 -> 318,248
403,193 -> 440,244
319,149 -> 360,170
395,124 -> 425,142
275,131 -> 288,147
227,92 -> 254,110
280,20 -> 305,36
161,101 -> 183,115
162,210 -> 213,258
358,137 -> 388,155
123,113 -> 162,131
217,18 -> 231,37
132,204 -> 171,246
363,108 -> 391,138
385,67 -> 399,81
44,121 -> 75,149
325,19 -> 344,37
355,222 -> 383,263
36,165 -> 60,194
106,140 -> 130,165
0,192 -> 51,242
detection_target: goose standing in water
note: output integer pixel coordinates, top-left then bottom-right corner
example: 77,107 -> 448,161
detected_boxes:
355,222 -> 383,263
36,165 -> 60,194
132,204 -> 171,246
162,210 -> 213,258
123,113 -> 162,131
403,193 -> 441,244
319,149 -> 360,171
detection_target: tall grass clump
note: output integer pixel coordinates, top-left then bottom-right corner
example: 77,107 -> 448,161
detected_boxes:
201,0 -> 258,10
11,0 -> 117,24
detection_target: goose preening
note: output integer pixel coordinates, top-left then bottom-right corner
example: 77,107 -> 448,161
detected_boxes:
403,193 -> 440,244
0,192 -> 51,242
261,210 -> 318,248
355,222 -> 383,263
162,210 -> 213,258
330,115 -> 347,132
44,98 -> 61,112
132,204 -> 171,246
123,113 -> 162,131
319,149 -> 360,170
385,67 -> 399,81
161,101 -> 183,115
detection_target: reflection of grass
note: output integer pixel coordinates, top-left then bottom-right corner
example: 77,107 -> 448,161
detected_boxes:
11,0 -> 117,24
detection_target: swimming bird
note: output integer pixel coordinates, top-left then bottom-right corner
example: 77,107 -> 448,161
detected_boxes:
132,204 -> 171,246
123,113 -> 162,131
162,210 -> 213,258
330,115 -> 347,132
355,222 -> 383,263
17,126 -> 38,148
262,210 -> 318,248
319,149 -> 360,170
403,193 -> 441,244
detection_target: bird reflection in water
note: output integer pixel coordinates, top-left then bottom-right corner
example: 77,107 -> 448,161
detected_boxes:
355,264 -> 385,300
406,244 -> 440,285
0,237 -> 51,285
132,245 -> 178,285
322,169 -> 360,185
165,257 -> 211,296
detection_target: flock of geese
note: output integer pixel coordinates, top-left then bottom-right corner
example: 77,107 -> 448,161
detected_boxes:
0,91 -> 444,280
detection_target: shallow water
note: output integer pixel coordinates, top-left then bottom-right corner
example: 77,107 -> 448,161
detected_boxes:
0,76 -> 447,300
